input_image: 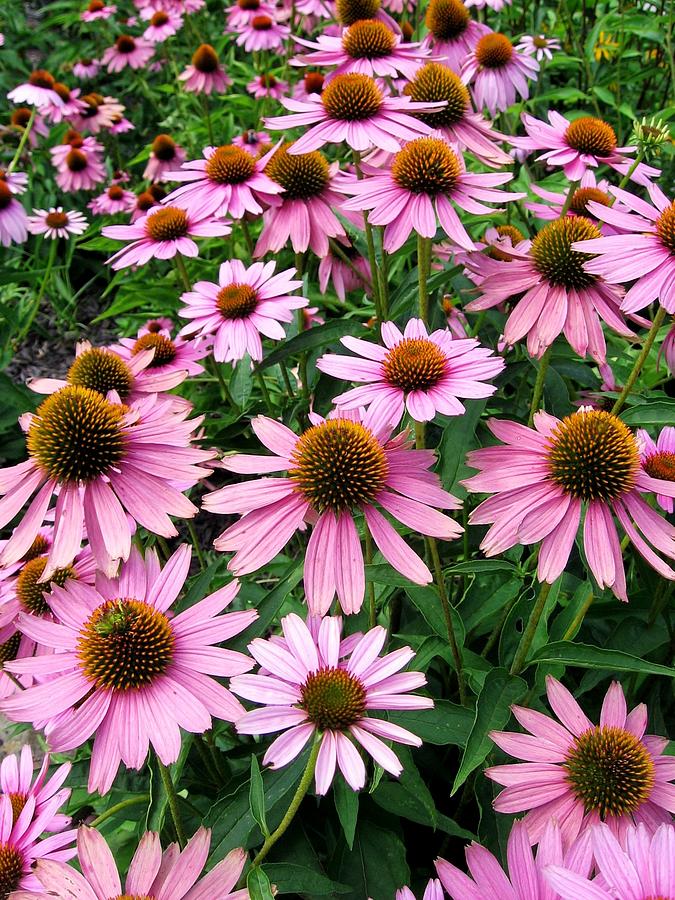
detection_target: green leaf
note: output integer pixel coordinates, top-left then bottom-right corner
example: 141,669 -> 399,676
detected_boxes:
620,401 -> 675,425
438,399 -> 486,497
332,821 -> 409,900
333,776 -> 359,851
259,319 -> 363,370
405,585 -> 465,653
445,560 -> 518,575
230,358 -> 253,408
388,700 -> 472,746
372,749 -> 437,827
247,866 -> 274,900
451,668 -> 527,795
249,756 -> 270,839
264,863 -> 352,895
228,562 -> 303,653
528,642 -> 675,677
145,736 -> 193,832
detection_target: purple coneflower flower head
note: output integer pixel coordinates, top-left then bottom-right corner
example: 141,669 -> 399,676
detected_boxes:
435,819 -> 592,899
526,171 -> 614,224
102,35 -> 155,72
232,128 -> 272,155
637,426 -> 675,513
88,184 -> 137,216
40,83 -> 86,124
0,745 -> 72,837
70,93 -> 125,133
465,0 -> 511,8
81,0 -> 117,20
231,613 -> 432,794
422,0 -> 491,73
461,32 -> 539,116
318,239 -> 371,299
0,545 -> 256,794
264,72 -> 443,154
0,170 -> 28,196
179,43 -> 232,94
142,7 -> 184,42
236,14 -> 290,51
179,260 -> 305,362
397,880 -> 444,900
247,73 -> 288,99
225,0 -> 277,29
23,826 -> 248,900
293,69 -> 326,101
517,33 -> 561,61
486,677 -> 675,847
0,181 -> 28,247
8,70 -> 64,109
72,58 -> 100,79
546,822 -> 675,900
340,133 -> 520,252
318,317 -> 503,429
512,111 -> 660,186
570,184 -> 675,314
9,107 -> 50,147
143,133 -> 187,182
51,137 -> 106,193
110,330 -> 210,380
203,410 -> 463,615
462,408 -> 675,600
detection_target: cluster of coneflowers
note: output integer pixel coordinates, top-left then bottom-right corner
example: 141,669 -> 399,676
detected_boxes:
0,0 -> 674,894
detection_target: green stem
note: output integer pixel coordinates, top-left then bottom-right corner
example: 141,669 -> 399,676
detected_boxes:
209,357 -> 239,411
251,735 -> 321,867
156,536 -> 172,561
558,179 -> 580,217
363,217 -> 383,321
481,595 -> 518,657
174,254 -> 192,292
241,219 -> 254,257
254,365 -> 275,415
364,525 -> 376,629
414,419 -> 425,450
157,758 -> 187,848
528,347 -> 551,426
417,234 -> 432,325
377,226 -> 390,319
186,519 -> 206,571
509,580 -> 552,675
90,794 -> 150,828
201,94 -> 215,146
610,306 -> 667,415
561,590 -> 594,641
648,579 -> 673,626
615,149 -> 645,193
193,734 -> 220,783
427,536 -> 467,706
8,107 -> 35,173
15,238 -> 58,345
279,361 -> 295,399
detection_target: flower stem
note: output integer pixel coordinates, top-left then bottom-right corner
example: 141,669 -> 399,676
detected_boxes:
8,107 -> 35,173
14,238 -> 58,345
241,219 -> 254,257
254,365 -> 275,415
615,149 -> 645,193
201,94 -> 215,146
610,306 -> 667,415
414,419 -> 425,450
209,357 -> 239,411
558,179 -> 580,218
174,253 -> 192,292
157,757 -> 188,847
251,735 -> 321,867
186,518 -> 206,571
427,536 -> 467,705
561,590 -> 594,640
352,150 -> 382,320
364,524 -> 376,629
417,234 -> 432,325
527,346 -> 551,426
378,226 -> 390,319
509,580 -> 552,675
90,794 -> 150,828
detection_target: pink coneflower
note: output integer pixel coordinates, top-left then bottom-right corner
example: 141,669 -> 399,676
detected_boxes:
661,319 -> 675,376
265,72 -> 441,153
232,129 -> 272,155
236,15 -> 290,51
72,58 -> 100,79
0,632 -> 34,698
0,388 -> 213,578
70,93 -> 125,133
512,111 -> 660,186
7,70 -> 64,110
102,205 -> 231,269
293,70 -> 326,101
143,8 -> 183,41
9,107 -> 50,148
422,0 -> 490,73
139,317 -> 173,336
487,677 -> 675,847
102,35 -> 154,72
546,822 -> 675,900
461,33 -> 539,116
40,83 -> 85,124
109,114 -> 135,135
0,170 -> 27,196
442,296 -> 469,337
255,142 -> 346,257
179,260 -> 304,362
0,745 -> 72,835
0,182 -> 28,247
1,545 -> 255,794
231,613 -> 432,793
225,0 -> 277,29
88,184 -> 137,216
203,410 -> 462,614
318,239 -> 371,298
570,184 -> 675,314
143,133 -> 187,181
247,73 -> 288,99
340,134 -> 519,252
164,142 -> 283,219
462,408 -> 675,600
318,318 -> 503,429
111,331 -> 210,379
53,145 -> 106,193
81,0 -> 117,21
637,426 -> 675,513
526,171 -> 614,223
397,881 -> 443,900
25,827 -> 248,900
436,820 -> 592,899
464,216 -> 633,362
293,21 -> 430,80
517,33 -> 561,61
403,62 -> 512,168
0,793 -> 75,895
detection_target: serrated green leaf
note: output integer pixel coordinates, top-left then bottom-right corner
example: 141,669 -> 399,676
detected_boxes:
388,700 -> 472,746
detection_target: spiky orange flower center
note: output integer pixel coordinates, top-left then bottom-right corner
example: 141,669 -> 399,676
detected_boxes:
78,599 -> 175,691
205,145 -> 256,184
152,134 -> 177,161
45,211 -> 70,229
132,333 -> 177,367
425,0 -> 469,40
54,83 -> 72,102
546,410 -> 640,502
643,450 -> 675,483
28,69 -> 55,88
10,108 -> 32,129
145,207 -> 189,241
27,386 -> 127,484
136,191 -> 158,212
564,726 -> 655,818
569,187 -> 611,215
0,634 -> 21,668
151,10 -> 169,25
530,216 -> 601,289
238,0 -> 260,8
24,534 -> 50,561
383,338 -> 447,391
392,136 -> 461,195
0,183 -> 13,211
290,419 -> 388,513
113,896 -> 154,900
192,43 -> 219,73
321,73 -> 383,121
656,202 -> 675,255
7,793 -> 27,825
266,144 -> 330,199
68,347 -> 133,400
251,14 -> 273,28
336,0 -> 380,26
475,33 -> 514,68
301,667 -> 367,730
88,0 -> 105,9
107,185 -> 125,201
115,35 -> 137,53
565,117 -> 617,156
16,557 -> 77,616
304,71 -> 325,94
65,149 -> 88,172
404,62 -> 469,127
342,20 -> 396,59
216,283 -> 259,319
0,843 -> 24,898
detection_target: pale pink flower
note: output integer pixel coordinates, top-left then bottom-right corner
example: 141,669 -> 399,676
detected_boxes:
232,129 -> 271,155
72,58 -> 100,79
660,319 -> 675,376
247,73 -> 288,99
637,426 -> 675,513
318,240 -> 371,299
517,33 -> 561,61
103,205 -> 230,269
0,632 -> 35,698
461,33 -> 539,116
8,70 -> 64,110
88,184 -> 137,216
143,134 -> 187,181
0,745 -> 72,836
164,142 -> 283,219
422,0 -> 491,74
0,170 -> 28,195
463,408 -> 675,600
236,14 -> 290,51
81,0 -> 117,21
318,318 -> 503,429
0,182 -> 28,247
179,260 -> 305,362
225,0 -> 277,30
70,94 -> 125,133
52,143 -> 106,193
526,171 -> 614,223
130,185 -> 166,221
231,613 -> 432,793
1,546 -> 255,794
102,36 -> 155,72
512,111 -> 660,186
138,317 -> 173,336
396,881 -> 444,900
40,83 -> 85,124
109,115 -> 135,135
143,8 -> 183,41
111,331 -> 210,379
204,410 -> 462,614
465,0 -> 511,7
292,70 -> 326,101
